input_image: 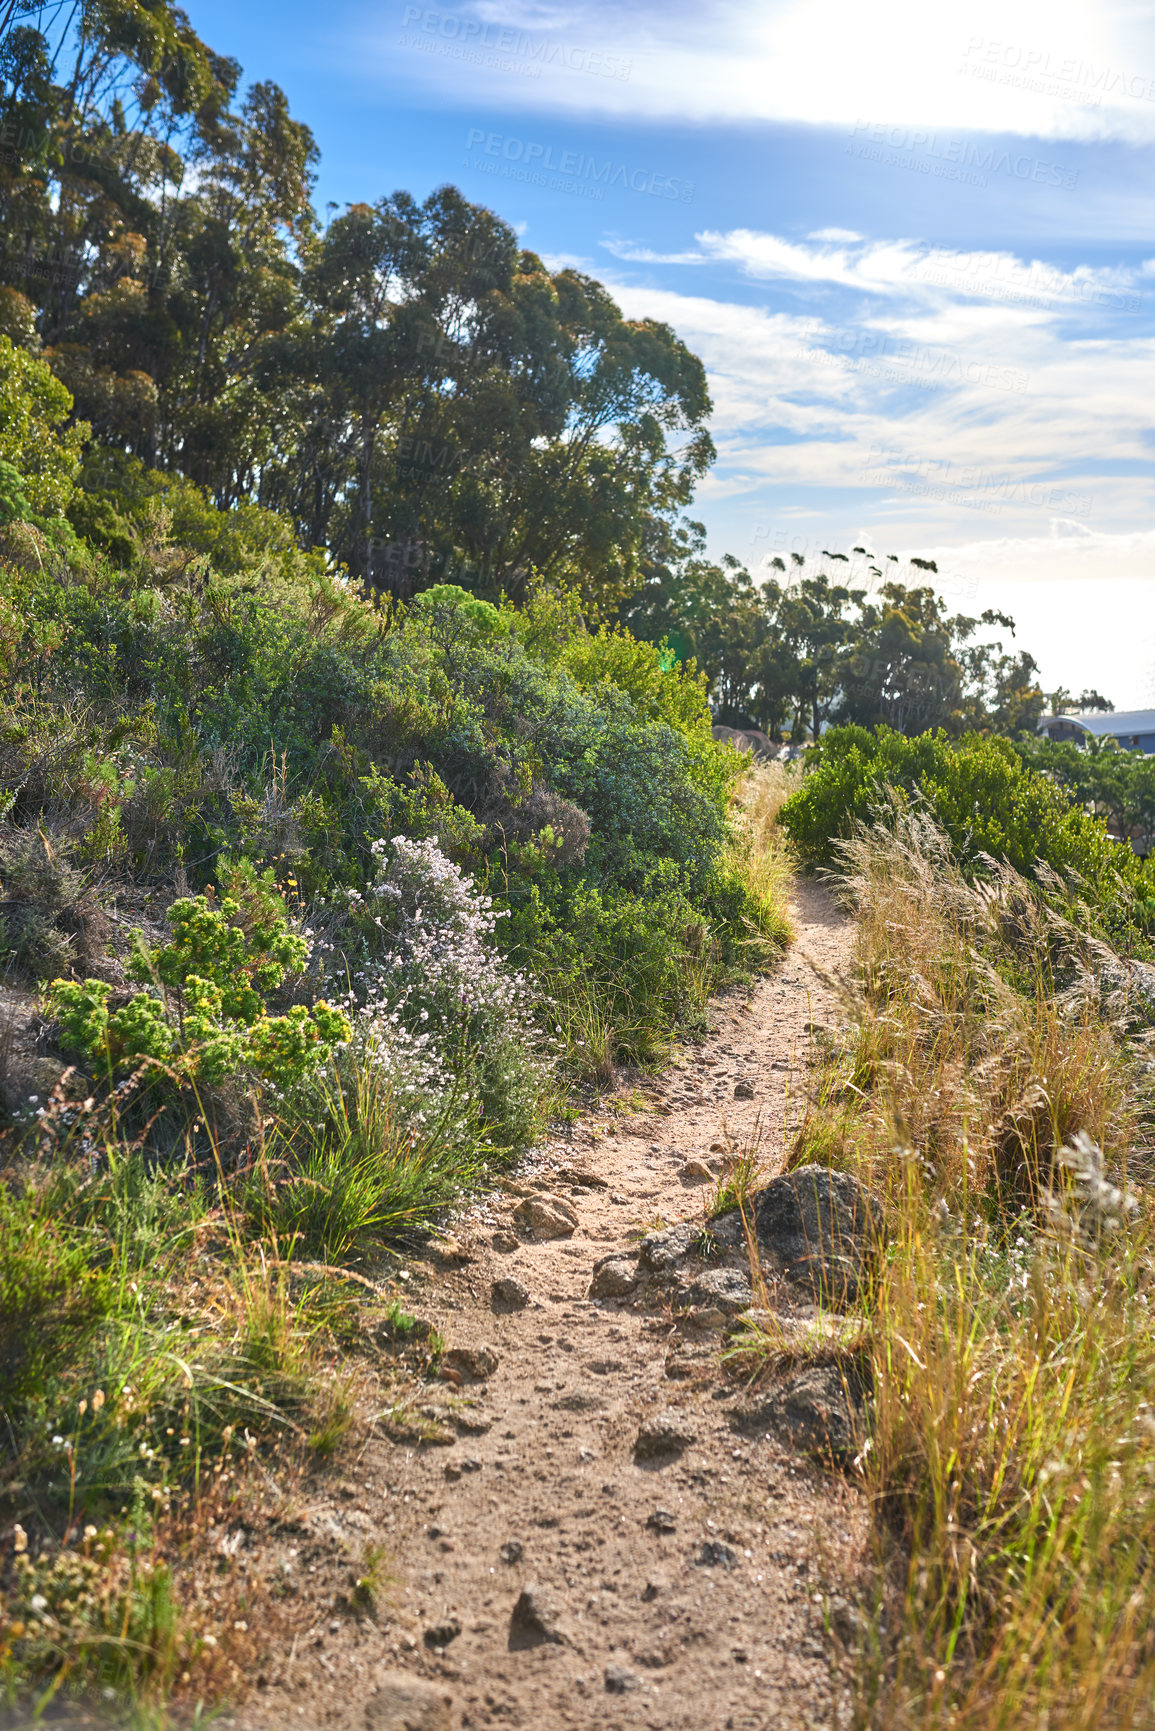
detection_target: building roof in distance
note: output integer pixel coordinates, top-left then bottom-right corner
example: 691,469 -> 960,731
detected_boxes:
1039,710 -> 1155,737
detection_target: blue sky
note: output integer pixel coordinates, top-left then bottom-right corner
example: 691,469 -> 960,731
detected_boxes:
193,0 -> 1155,705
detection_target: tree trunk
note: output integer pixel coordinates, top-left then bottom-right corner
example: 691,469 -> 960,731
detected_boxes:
357,412 -> 376,581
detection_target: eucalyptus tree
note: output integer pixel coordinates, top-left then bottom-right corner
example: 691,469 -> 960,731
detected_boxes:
257,185 -> 715,599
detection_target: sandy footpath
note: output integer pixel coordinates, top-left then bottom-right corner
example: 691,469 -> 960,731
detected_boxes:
231,879 -> 867,1731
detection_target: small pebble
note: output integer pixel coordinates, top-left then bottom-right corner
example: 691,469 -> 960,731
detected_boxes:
492,1276 -> 531,1310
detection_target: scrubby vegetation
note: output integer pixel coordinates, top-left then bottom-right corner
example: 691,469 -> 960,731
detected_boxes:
787,756 -> 1155,1728
0,19 -> 803,1704
1018,730 -> 1155,852
0,349 -> 790,1722
780,724 -> 1155,942
2,5 -> 1152,1724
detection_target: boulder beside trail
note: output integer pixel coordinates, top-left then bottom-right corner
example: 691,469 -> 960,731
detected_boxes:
732,1164 -> 884,1307
512,1195 -> 577,1239
637,1221 -> 700,1272
588,1254 -> 638,1299
586,1165 -> 883,1319
729,1361 -> 869,1465
681,1267 -> 753,1315
508,1584 -> 570,1649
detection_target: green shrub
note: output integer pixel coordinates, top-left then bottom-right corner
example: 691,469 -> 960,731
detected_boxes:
2,535 -> 767,1078
0,335 -> 89,519
413,583 -> 510,641
0,456 -> 30,526
510,866 -> 720,1068
560,619 -> 715,742
49,861 -> 350,1088
1016,733 -> 1155,845
71,446 -> 308,577
780,726 -> 1154,929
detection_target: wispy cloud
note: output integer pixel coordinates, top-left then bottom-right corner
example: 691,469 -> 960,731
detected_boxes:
633,229 -> 1147,316
380,0 -> 1155,141
604,264 -> 1155,534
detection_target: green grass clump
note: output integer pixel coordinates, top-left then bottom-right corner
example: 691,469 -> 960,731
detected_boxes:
237,1057 -> 490,1263
0,1100 -> 365,1718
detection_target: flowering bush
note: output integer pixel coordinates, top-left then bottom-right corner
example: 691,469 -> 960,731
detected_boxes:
321,834 -> 549,1152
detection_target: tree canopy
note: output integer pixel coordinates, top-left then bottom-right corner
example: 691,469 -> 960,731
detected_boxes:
0,3 -> 1082,740
619,533 -> 1058,739
0,11 -> 712,603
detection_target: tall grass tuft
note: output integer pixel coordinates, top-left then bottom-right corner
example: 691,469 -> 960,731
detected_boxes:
0,1091 -> 363,1716
237,1054 -> 490,1262
793,805 -> 1155,1729
726,760 -> 796,963
798,804 -> 1139,1210
860,1195 -> 1155,1731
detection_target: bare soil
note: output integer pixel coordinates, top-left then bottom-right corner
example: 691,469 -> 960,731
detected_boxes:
227,879 -> 869,1731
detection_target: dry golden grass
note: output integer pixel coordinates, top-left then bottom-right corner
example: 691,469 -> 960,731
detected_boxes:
799,808 -> 1141,1212
726,759 -> 797,957
791,809 -> 1155,1731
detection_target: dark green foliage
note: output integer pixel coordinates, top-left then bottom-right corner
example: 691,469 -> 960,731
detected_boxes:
0,522 -> 751,1072
779,724 -> 1155,938
1017,734 -> 1155,847
622,533 -> 1049,742
0,4 -> 713,611
0,456 -> 29,526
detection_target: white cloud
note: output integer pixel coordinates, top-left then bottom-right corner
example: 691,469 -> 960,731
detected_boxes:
603,267 -> 1155,533
380,0 -> 1155,142
603,228 -> 1145,318
537,249 -> 594,271
593,257 -> 1155,700
600,241 -> 709,266
688,229 -> 1145,314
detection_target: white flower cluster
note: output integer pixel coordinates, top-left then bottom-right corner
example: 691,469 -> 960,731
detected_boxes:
369,833 -> 523,1012
325,835 -> 547,1130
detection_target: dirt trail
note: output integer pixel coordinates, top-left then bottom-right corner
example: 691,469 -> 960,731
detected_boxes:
236,880 -> 866,1731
